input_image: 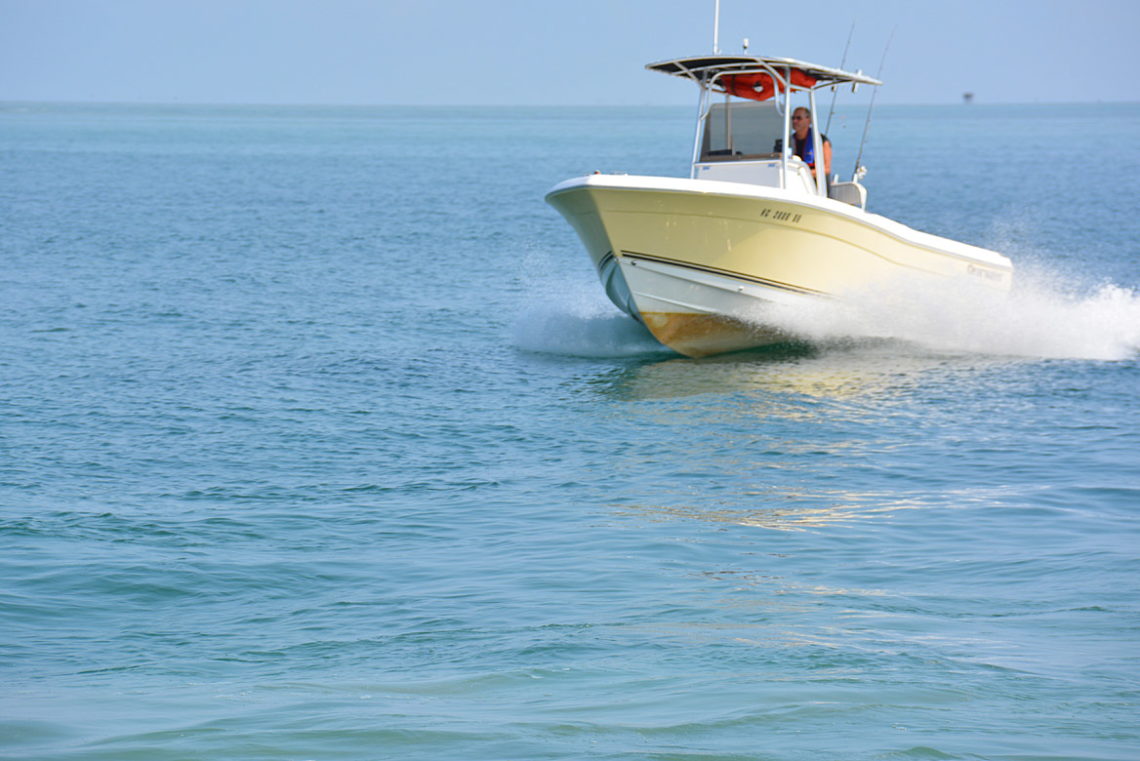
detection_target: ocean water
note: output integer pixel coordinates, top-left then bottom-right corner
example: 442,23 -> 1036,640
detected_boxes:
1,101 -> 1138,761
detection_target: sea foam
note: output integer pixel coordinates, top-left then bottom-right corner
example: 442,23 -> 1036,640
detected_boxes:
515,264 -> 1140,361
511,249 -> 670,358
754,269 -> 1140,361
511,296 -> 667,358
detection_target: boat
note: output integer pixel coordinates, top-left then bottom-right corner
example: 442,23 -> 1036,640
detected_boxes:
545,51 -> 1014,358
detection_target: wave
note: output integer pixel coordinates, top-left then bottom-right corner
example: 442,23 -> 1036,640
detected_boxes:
510,261 -> 670,357
511,302 -> 668,358
755,267 -> 1140,361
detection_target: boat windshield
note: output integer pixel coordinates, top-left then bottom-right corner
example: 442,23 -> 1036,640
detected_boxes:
700,100 -> 785,161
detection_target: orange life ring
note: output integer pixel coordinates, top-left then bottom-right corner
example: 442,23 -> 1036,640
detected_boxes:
720,69 -> 818,102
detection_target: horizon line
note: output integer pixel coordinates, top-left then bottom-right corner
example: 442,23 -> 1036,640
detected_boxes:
3,98 -> 1138,110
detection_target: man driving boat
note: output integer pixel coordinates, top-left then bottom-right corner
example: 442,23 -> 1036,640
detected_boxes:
790,106 -> 831,178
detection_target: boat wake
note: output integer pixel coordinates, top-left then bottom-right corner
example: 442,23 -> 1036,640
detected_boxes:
515,253 -> 1139,362
512,288 -> 669,358
750,268 -> 1140,361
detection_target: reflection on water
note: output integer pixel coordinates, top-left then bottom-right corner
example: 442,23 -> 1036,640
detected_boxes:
581,346 -> 990,537
575,335 -> 1030,573
617,495 -> 925,532
699,569 -> 887,601
590,341 -> 1015,404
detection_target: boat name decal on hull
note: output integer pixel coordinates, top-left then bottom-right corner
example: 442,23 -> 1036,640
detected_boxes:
758,208 -> 803,223
967,264 -> 1005,281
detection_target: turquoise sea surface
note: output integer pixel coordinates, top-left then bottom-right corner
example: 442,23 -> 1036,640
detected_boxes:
2,102 -> 1139,761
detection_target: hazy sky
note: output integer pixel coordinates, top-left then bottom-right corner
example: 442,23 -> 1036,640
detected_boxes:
2,0 -> 1138,106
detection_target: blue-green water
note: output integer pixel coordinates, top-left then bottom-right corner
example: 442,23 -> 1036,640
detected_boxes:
2,102 -> 1138,761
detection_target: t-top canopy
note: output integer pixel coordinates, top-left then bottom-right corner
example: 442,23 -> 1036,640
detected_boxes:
647,55 -> 881,102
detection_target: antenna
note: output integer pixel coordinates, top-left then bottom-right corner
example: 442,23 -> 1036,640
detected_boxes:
824,21 -> 855,135
712,0 -> 721,54
853,26 -> 895,179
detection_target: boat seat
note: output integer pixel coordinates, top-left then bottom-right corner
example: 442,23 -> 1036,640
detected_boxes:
828,181 -> 867,209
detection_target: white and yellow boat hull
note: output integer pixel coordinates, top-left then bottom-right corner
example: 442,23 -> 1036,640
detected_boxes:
546,173 -> 1013,357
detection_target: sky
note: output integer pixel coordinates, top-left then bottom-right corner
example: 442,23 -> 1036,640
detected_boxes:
2,0 -> 1138,106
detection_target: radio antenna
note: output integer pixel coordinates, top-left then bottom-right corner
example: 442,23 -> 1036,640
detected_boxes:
712,0 -> 721,53
824,21 -> 855,135
853,26 -> 895,178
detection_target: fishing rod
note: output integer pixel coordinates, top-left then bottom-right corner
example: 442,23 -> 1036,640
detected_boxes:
824,20 -> 856,136
853,26 -> 896,178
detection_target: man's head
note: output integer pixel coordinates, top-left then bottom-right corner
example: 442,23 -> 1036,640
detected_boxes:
792,107 -> 811,135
